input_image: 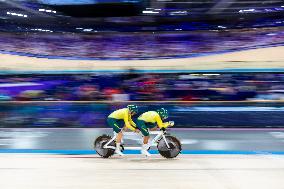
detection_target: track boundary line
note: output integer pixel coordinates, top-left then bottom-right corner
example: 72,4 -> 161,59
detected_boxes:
0,149 -> 284,155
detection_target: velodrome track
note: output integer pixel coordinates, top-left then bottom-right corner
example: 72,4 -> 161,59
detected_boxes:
0,46 -> 284,73
1,128 -> 284,189
1,46 -> 284,188
1,154 -> 284,189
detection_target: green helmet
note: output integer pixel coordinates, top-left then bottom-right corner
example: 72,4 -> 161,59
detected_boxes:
157,108 -> 168,119
127,105 -> 138,114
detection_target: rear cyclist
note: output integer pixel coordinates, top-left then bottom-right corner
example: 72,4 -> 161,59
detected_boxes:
107,105 -> 139,156
136,108 -> 174,157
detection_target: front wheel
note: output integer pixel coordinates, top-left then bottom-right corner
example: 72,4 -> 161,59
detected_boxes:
94,135 -> 115,158
157,135 -> 182,158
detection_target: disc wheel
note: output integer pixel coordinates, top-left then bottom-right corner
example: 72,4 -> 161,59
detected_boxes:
94,135 -> 115,158
157,135 -> 182,159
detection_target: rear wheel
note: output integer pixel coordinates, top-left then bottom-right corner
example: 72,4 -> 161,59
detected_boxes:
94,135 -> 115,158
157,135 -> 182,159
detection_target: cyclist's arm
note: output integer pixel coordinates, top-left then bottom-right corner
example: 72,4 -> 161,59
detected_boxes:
155,115 -> 170,129
124,113 -> 136,131
129,116 -> 137,128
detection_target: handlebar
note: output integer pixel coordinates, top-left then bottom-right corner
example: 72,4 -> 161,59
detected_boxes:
160,127 -> 166,132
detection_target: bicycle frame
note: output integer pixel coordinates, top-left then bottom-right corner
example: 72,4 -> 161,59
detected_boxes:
103,130 -> 171,150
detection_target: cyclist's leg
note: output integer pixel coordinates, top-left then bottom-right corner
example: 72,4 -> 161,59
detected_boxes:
107,118 -> 124,156
107,117 -> 123,133
137,120 -> 150,139
137,120 -> 151,156
147,122 -> 157,131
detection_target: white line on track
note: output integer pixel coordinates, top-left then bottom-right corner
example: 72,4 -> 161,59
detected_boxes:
269,132 -> 284,140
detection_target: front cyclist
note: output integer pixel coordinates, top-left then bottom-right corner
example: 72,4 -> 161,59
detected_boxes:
107,105 -> 138,156
137,108 -> 174,157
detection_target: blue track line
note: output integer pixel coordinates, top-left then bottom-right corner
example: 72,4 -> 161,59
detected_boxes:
0,149 -> 284,155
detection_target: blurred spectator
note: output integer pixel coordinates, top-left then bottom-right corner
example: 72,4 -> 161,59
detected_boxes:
0,73 -> 283,101
15,90 -> 44,101
0,90 -> 12,101
112,92 -> 130,101
0,27 -> 283,59
103,87 -> 122,100
76,84 -> 103,100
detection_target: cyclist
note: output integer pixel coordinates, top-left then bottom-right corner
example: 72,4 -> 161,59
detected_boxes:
136,108 -> 174,156
107,105 -> 139,156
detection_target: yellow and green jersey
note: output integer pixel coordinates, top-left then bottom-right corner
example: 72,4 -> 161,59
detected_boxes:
138,111 -> 170,129
108,108 -> 136,131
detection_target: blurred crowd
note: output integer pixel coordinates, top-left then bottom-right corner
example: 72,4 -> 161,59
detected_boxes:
0,73 -> 284,101
0,27 -> 284,59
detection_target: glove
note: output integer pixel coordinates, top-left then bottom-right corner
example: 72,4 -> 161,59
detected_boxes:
169,121 -> 175,127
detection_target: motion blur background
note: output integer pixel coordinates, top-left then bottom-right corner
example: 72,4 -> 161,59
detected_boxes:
2,3 -> 284,189
0,0 -> 284,129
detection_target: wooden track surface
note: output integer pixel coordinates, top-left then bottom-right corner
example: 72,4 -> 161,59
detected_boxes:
0,154 -> 284,189
0,46 -> 284,72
